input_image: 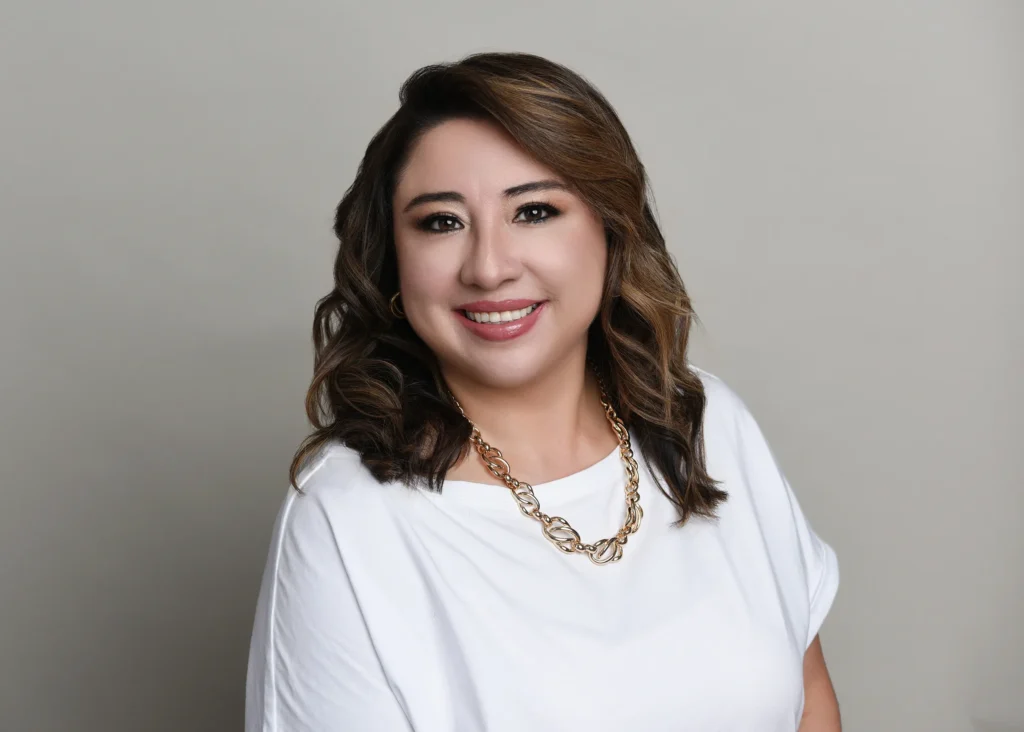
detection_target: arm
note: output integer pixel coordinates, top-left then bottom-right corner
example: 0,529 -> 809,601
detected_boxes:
698,373 -> 842,730
245,489 -> 412,732
799,634 -> 841,731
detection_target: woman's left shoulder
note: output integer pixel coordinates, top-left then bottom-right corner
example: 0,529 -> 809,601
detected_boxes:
686,364 -> 796,497
688,364 -> 840,649
687,364 -> 759,442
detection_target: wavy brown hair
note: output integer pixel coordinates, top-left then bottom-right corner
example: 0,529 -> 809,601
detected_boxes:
290,52 -> 726,523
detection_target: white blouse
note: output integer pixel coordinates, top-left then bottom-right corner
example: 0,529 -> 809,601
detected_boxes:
246,368 -> 839,731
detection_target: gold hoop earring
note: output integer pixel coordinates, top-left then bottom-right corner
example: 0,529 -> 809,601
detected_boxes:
389,292 -> 405,319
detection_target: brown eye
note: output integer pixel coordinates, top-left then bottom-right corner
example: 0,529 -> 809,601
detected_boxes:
419,214 -> 463,233
514,203 -> 560,224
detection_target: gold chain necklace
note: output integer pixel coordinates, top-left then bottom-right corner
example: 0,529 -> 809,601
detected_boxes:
449,382 -> 643,565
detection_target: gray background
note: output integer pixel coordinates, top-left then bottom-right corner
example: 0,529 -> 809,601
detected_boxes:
1,1 -> 1021,730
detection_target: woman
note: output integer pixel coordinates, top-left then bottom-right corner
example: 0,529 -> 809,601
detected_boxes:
246,52 -> 841,731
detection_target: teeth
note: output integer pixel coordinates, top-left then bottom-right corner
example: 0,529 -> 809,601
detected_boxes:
464,303 -> 538,324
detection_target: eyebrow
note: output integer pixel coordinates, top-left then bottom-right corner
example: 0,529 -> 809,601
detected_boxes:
401,179 -> 569,213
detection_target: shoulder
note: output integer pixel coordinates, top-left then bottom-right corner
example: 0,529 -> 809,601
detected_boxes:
687,364 -> 784,487
689,364 -> 735,407
294,440 -> 378,497
272,441 -> 394,548
689,364 -> 758,442
689,367 -> 840,648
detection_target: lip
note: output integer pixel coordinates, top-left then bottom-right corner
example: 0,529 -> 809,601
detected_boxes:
455,301 -> 546,342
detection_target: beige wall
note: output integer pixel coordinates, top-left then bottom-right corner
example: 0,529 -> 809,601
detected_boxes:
1,1 -> 1021,730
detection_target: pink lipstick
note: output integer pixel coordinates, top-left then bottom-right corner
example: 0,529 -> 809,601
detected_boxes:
455,299 -> 545,342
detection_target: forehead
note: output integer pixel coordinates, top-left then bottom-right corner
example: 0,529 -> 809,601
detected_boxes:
393,118 -> 560,202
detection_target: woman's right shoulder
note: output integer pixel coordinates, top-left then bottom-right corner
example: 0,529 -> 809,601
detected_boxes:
294,438 -> 395,494
283,440 -> 394,516
294,440 -> 371,490
265,441 -> 402,559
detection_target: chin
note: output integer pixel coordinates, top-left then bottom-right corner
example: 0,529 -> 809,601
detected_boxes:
443,345 -> 561,391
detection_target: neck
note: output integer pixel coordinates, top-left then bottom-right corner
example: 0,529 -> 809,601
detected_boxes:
442,351 -> 619,486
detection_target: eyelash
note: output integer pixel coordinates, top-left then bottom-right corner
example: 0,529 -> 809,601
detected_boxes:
416,202 -> 561,234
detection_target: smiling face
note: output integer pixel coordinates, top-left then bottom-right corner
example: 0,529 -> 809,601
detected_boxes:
391,117 -> 608,390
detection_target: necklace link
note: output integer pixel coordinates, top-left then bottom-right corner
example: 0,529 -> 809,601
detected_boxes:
451,383 -> 642,565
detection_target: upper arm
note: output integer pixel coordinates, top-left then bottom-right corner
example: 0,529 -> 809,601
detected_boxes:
698,370 -> 842,725
245,488 -> 412,732
785,472 -> 841,649
800,635 -> 841,731
711,371 -> 840,648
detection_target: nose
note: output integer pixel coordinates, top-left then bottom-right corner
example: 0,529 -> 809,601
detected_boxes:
458,216 -> 522,291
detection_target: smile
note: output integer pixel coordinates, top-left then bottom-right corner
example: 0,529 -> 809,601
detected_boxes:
455,300 -> 546,342
462,303 -> 539,324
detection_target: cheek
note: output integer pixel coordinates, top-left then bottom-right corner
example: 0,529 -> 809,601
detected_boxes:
541,220 -> 608,305
395,238 -> 456,306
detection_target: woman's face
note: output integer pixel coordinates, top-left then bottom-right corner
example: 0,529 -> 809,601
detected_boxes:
392,117 -> 607,389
